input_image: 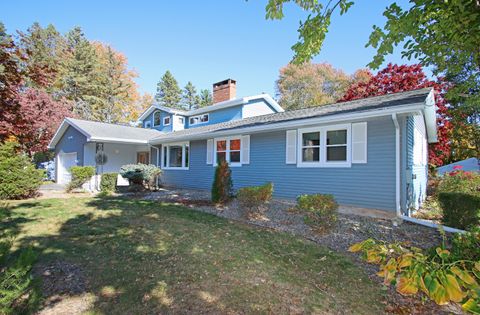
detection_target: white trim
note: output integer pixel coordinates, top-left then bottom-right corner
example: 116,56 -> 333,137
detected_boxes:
213,136 -> 243,167
150,102 -> 428,145
89,137 -> 148,144
163,116 -> 171,126
162,141 -> 189,170
392,113 -> 401,216
296,124 -> 351,168
206,139 -> 214,164
137,104 -> 187,123
48,118 -> 91,149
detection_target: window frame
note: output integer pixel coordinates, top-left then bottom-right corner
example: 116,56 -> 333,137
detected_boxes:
297,124 -> 351,168
161,141 -> 189,170
189,113 -> 209,125
163,116 -> 171,126
213,136 -> 242,167
153,111 -> 161,127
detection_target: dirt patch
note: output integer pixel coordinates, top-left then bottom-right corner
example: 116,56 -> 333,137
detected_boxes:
33,260 -> 95,315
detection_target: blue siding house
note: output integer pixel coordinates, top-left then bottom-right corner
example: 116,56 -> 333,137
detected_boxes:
49,79 -> 438,216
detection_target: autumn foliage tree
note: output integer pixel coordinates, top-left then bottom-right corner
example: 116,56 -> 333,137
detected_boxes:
14,89 -> 72,156
340,63 -> 451,167
276,62 -> 371,110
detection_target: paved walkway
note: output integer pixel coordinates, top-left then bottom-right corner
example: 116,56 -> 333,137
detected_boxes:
38,183 -> 94,199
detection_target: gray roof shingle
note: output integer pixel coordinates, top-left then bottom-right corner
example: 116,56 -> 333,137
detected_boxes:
68,118 -> 162,141
151,88 -> 432,142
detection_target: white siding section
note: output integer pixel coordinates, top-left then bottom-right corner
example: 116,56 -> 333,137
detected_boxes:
242,100 -> 276,118
352,122 -> 368,163
285,130 -> 297,164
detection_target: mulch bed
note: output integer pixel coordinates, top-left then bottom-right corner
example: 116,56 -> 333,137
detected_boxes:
139,188 -> 465,314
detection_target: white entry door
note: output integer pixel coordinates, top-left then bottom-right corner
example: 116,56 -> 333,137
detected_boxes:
58,152 -> 77,184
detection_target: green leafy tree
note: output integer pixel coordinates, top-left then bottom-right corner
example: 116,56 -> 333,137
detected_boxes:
198,89 -> 213,108
182,81 -> 199,110
276,62 -> 371,110
155,70 -> 182,109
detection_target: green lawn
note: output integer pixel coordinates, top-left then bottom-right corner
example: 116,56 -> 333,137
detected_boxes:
6,197 -> 385,314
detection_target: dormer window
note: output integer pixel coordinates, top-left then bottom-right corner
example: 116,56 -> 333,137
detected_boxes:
189,113 -> 209,125
163,116 -> 171,126
153,111 -> 161,126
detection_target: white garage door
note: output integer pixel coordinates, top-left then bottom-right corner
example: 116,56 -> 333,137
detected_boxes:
57,152 -> 77,184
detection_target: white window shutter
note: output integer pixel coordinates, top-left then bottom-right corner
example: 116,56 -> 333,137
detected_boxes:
352,122 -> 367,163
286,130 -> 297,164
241,135 -> 250,164
206,139 -> 213,164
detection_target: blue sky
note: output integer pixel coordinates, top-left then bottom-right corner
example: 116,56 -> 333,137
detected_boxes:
2,0 -> 415,98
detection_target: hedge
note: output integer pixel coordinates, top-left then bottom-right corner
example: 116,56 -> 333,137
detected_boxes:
297,194 -> 338,232
438,192 -> 480,230
66,166 -> 95,192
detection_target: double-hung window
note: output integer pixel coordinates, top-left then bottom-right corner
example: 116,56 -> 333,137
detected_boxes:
214,137 -> 242,166
297,124 -> 351,167
153,111 -> 161,126
161,142 -> 189,170
163,116 -> 171,126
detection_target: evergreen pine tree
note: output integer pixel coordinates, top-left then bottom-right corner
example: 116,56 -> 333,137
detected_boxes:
155,70 -> 182,109
58,27 -> 100,119
199,89 -> 213,108
182,81 -> 199,110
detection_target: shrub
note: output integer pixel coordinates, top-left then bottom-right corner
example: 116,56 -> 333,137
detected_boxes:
119,164 -> 161,188
237,182 -> 273,216
211,160 -> 233,204
451,227 -> 480,262
100,173 -> 118,194
349,238 -> 480,312
0,142 -> 44,200
0,203 -> 40,314
66,166 -> 95,192
297,194 -> 338,232
437,170 -> 480,195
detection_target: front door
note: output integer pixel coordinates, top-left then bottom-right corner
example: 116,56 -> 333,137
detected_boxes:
137,151 -> 150,164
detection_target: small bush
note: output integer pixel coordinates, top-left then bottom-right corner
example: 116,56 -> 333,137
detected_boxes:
119,164 -> 161,189
211,160 -> 233,204
0,142 -> 44,200
451,226 -> 480,262
297,194 -> 338,232
438,192 -> 480,230
237,182 -> 273,216
66,166 -> 95,192
100,173 -> 117,194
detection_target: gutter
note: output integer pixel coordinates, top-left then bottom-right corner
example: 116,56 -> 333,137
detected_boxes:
391,113 -> 401,217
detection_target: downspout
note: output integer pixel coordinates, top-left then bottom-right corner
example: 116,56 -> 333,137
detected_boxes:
392,113 -> 401,217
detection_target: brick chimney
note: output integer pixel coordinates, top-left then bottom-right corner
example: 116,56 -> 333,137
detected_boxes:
213,79 -> 236,103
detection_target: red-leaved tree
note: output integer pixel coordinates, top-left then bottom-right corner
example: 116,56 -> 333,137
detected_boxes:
13,89 -> 73,156
340,64 -> 451,167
